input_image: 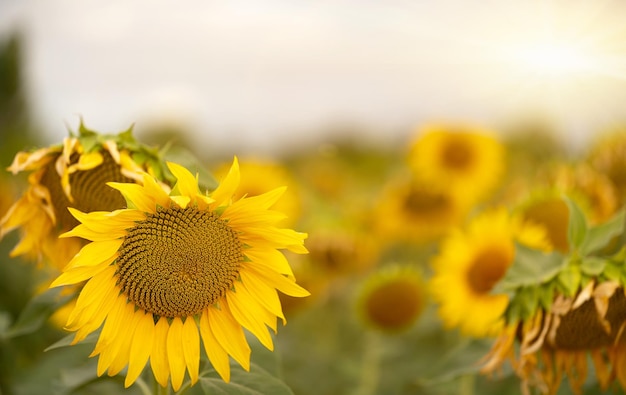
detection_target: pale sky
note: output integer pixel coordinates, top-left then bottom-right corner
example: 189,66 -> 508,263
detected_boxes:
2,0 -> 626,155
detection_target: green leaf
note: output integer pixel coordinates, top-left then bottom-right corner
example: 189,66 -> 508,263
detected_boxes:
579,257 -> 607,276
2,287 -> 73,339
518,286 -> 540,318
494,244 -> 566,292
44,331 -> 99,352
565,196 -> 588,251
556,265 -> 581,297
581,209 -> 626,255
538,284 -> 555,310
198,362 -> 294,395
603,262 -> 621,281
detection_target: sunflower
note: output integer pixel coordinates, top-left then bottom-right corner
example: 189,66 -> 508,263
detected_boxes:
372,175 -> 470,245
430,208 -> 550,337
480,199 -> 626,394
50,158 -> 309,390
0,123 -> 164,269
407,123 -> 505,203
586,129 -> 626,203
356,265 -> 426,333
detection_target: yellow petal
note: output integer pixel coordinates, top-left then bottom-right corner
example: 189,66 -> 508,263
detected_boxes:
240,269 -> 285,323
63,239 -> 121,270
70,151 -> 103,171
167,317 -> 186,391
108,305 -> 142,376
142,174 -> 171,209
208,305 -> 251,371
50,255 -> 114,287
238,227 -> 308,254
93,295 -> 131,375
107,182 -> 156,213
170,195 -> 191,209
226,287 -> 273,351
182,317 -> 200,385
68,209 -> 146,234
200,310 -> 231,382
62,137 -> 79,164
167,162 -> 200,199
210,157 -> 240,208
151,317 -> 171,388
246,264 -> 310,298
125,311 -> 155,387
244,247 -> 294,276
61,223 -> 126,242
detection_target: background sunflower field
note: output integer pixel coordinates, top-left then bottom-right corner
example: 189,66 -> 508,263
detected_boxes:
3,4 -> 626,395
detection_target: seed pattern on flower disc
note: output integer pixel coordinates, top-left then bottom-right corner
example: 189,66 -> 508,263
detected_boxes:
40,152 -> 131,230
116,206 -> 243,318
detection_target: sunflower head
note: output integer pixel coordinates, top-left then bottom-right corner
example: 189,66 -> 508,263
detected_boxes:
1,122 -> 168,268
481,199 -> 626,394
373,175 -> 471,245
356,264 -> 426,334
50,157 -> 309,390
407,123 -> 505,203
430,207 -> 550,337
587,128 -> 626,203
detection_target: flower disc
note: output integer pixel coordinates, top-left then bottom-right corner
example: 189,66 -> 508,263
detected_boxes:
117,206 -> 243,317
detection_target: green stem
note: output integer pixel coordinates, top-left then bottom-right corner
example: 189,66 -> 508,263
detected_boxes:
135,377 -> 152,395
458,373 -> 475,395
354,331 -> 382,395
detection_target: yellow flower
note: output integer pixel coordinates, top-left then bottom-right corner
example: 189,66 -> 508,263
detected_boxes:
50,158 -> 309,390
0,128 -> 150,269
373,175 -> 470,244
482,281 -> 626,394
214,158 -> 302,226
407,123 -> 505,202
430,208 -> 550,337
356,265 -> 426,333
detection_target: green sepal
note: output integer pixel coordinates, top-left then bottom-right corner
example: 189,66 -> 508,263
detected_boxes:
556,264 -> 581,297
579,257 -> 607,276
565,196 -> 588,252
538,284 -> 555,310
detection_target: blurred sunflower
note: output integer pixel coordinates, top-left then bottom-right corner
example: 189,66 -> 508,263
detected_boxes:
214,158 -> 302,225
0,123 -> 166,270
587,129 -> 626,203
373,176 -> 470,245
50,158 -> 309,390
407,123 -> 505,203
356,265 -> 426,333
516,190 -> 571,254
430,208 -> 550,337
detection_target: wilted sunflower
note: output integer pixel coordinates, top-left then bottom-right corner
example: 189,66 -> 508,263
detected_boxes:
430,208 -> 550,337
480,199 -> 626,394
50,158 -> 309,390
356,265 -> 426,333
0,123 -> 165,269
407,123 -> 505,203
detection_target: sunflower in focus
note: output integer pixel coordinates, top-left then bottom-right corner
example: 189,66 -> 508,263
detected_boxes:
0,123 -> 165,270
50,158 -> 309,390
357,265 -> 426,333
407,123 -> 505,203
430,208 -> 550,337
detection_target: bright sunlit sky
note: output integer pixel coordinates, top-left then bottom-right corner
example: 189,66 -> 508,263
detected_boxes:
2,0 -> 626,154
